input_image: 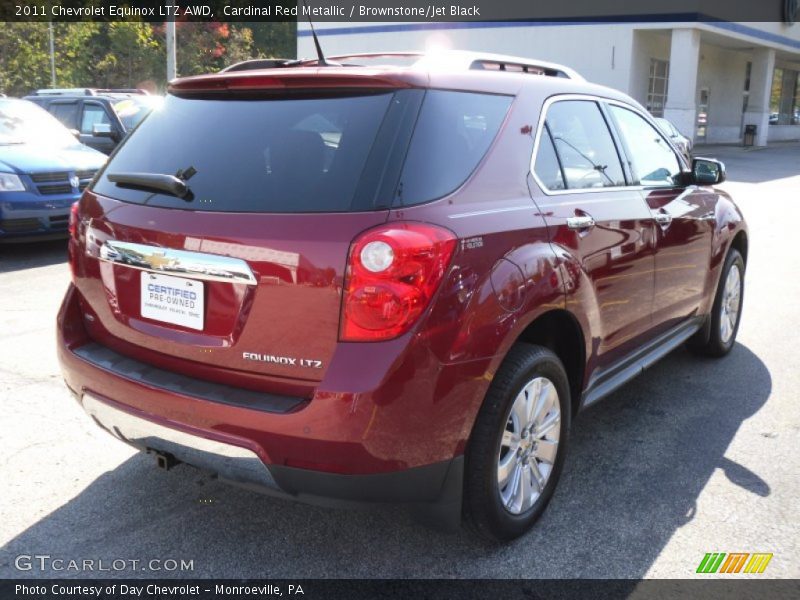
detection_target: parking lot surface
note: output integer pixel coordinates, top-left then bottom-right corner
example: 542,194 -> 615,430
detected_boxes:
1,143 -> 798,579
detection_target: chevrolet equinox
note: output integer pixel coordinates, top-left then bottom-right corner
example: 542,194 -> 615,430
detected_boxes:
58,51 -> 748,541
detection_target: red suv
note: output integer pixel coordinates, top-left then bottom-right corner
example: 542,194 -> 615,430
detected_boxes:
58,52 -> 747,541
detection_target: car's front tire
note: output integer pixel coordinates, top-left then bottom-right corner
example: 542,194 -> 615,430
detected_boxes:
689,248 -> 745,357
464,344 -> 570,542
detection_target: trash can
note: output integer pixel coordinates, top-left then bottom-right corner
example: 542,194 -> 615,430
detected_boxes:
743,124 -> 757,147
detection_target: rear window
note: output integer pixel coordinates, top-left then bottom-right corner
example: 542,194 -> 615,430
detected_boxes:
93,89 -> 511,213
113,97 -> 163,130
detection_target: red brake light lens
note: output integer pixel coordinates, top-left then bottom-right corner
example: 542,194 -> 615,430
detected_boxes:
68,201 -> 80,281
340,222 -> 457,342
68,201 -> 79,239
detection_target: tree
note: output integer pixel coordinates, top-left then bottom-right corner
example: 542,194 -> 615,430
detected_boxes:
0,22 -> 298,96
0,24 -> 53,96
94,22 -> 162,91
249,22 -> 297,60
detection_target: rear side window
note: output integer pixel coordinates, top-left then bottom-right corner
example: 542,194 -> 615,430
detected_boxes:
541,100 -> 625,190
396,91 -> 512,206
49,102 -> 79,129
93,92 -> 413,213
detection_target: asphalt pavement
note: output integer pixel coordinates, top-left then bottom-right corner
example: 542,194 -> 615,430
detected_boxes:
1,142 -> 798,579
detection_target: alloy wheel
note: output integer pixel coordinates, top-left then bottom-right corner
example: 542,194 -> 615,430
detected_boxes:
719,264 -> 742,344
497,377 -> 561,514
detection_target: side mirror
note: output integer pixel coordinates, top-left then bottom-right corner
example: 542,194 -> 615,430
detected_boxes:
92,123 -> 114,138
692,157 -> 726,185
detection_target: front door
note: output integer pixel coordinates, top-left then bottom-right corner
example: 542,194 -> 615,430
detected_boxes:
532,99 -> 657,372
606,104 -> 714,333
79,101 -> 117,154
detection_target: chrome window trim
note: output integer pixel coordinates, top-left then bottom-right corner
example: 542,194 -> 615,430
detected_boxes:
96,240 -> 258,285
528,93 -> 686,197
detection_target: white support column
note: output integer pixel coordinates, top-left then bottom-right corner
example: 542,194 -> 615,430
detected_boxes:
743,48 -> 776,147
663,28 -> 701,142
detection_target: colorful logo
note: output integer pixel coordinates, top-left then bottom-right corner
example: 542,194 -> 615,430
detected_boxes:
696,552 -> 773,574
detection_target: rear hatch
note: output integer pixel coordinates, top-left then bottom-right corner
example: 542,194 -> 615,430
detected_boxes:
75,77 -> 424,385
73,70 -> 513,388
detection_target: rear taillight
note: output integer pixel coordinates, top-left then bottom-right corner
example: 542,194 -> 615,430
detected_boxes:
68,202 -> 79,280
340,222 -> 457,342
68,201 -> 79,239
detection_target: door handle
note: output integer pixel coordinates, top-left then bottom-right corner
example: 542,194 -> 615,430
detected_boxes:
654,210 -> 672,226
567,215 -> 595,230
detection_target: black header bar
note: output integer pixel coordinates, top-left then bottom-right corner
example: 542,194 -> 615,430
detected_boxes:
0,0 -> 798,22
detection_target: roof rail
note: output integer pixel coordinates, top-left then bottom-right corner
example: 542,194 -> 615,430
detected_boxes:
33,88 -> 97,96
95,88 -> 149,95
302,51 -> 585,80
32,88 -> 148,96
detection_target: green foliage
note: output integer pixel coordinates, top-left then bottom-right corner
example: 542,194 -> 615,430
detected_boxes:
0,22 -> 297,97
95,22 -> 162,90
0,24 -> 54,95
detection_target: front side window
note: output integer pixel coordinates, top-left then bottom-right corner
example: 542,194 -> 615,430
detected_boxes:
542,100 -> 626,190
608,105 -> 681,186
81,104 -> 111,134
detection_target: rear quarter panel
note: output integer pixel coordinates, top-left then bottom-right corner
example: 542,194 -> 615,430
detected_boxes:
701,189 -> 748,315
385,86 -> 566,446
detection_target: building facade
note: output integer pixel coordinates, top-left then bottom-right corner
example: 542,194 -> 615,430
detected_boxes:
297,21 -> 800,146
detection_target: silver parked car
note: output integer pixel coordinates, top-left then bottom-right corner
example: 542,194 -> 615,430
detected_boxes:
654,117 -> 692,162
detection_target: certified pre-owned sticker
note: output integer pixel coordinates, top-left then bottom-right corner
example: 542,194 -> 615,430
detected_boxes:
141,272 -> 204,330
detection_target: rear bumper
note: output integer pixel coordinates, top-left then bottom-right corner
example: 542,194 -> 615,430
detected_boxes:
82,390 -> 462,509
58,284 -> 487,516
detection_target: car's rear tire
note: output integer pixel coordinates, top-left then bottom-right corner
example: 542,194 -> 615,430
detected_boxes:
464,343 -> 570,542
689,248 -> 745,357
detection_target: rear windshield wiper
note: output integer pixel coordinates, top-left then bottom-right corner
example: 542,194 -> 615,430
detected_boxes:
107,171 -> 193,200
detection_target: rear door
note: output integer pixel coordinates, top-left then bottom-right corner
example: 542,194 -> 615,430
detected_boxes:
47,100 -> 80,131
605,104 -> 714,333
532,98 -> 657,370
76,89 -> 422,385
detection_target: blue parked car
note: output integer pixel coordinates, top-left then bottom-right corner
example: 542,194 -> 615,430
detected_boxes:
1,98 -> 106,242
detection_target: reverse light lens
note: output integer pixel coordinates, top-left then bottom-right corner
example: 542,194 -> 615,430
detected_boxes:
360,240 -> 394,273
340,222 -> 457,342
0,172 -> 25,192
